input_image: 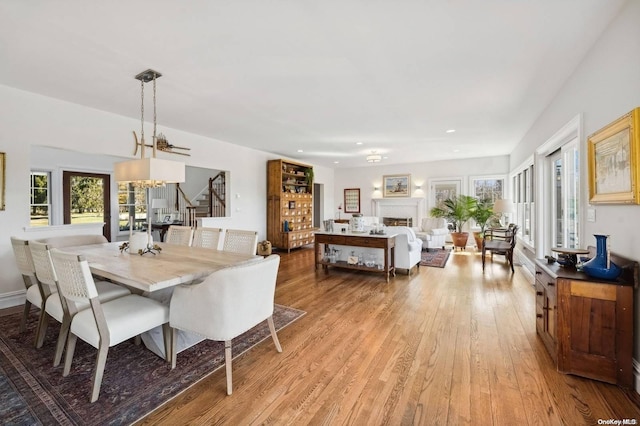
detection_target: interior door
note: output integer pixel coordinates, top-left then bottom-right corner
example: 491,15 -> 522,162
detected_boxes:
63,171 -> 111,241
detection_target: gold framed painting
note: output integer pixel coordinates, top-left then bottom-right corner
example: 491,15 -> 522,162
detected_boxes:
344,188 -> 360,213
588,108 -> 640,204
0,152 -> 4,210
383,174 -> 411,198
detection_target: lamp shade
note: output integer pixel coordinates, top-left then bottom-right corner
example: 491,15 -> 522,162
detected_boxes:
493,198 -> 515,213
114,157 -> 185,185
151,198 -> 169,209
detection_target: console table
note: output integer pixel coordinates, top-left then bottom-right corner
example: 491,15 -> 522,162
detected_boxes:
314,231 -> 396,282
150,221 -> 183,242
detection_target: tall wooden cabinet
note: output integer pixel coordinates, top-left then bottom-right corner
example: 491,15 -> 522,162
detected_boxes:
535,251 -> 637,388
267,159 -> 315,252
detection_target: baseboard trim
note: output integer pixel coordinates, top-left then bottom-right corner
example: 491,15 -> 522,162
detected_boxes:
0,290 -> 26,310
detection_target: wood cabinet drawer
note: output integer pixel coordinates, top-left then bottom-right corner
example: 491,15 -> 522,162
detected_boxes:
535,267 -> 556,295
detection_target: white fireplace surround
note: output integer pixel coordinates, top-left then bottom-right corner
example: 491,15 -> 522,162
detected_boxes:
372,198 -> 425,227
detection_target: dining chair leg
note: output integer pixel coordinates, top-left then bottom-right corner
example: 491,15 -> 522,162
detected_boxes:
162,323 -> 172,363
90,343 -> 109,403
35,311 -> 49,349
171,328 -> 178,369
54,315 -> 71,367
224,340 -> 233,395
509,251 -> 515,273
267,316 -> 282,353
63,333 -> 78,377
20,301 -> 32,333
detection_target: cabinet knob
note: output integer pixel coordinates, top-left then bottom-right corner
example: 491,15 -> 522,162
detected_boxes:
547,282 -> 555,286
536,291 -> 543,296
535,271 -> 542,275
536,314 -> 543,318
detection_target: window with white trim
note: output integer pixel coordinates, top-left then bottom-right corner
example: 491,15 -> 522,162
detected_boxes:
117,183 -> 147,234
511,162 -> 534,247
470,176 -> 505,203
30,171 -> 51,227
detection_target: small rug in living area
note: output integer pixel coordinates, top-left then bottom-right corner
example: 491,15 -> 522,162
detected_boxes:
419,249 -> 451,268
0,304 -> 305,425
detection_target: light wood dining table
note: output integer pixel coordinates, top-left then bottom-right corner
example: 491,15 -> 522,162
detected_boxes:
63,241 -> 263,359
65,241 -> 262,293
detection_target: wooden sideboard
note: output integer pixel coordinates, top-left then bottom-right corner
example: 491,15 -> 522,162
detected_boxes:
535,248 -> 638,387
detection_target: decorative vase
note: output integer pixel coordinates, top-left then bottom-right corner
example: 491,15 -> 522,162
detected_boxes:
581,234 -> 621,280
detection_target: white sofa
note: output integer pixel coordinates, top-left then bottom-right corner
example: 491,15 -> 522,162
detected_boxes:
413,217 -> 449,250
385,226 -> 423,275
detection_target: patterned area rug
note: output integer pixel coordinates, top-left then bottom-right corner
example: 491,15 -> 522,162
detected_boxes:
419,249 -> 451,268
0,304 -> 305,425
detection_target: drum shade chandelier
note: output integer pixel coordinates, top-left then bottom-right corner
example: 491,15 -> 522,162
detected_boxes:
114,69 -> 185,255
114,69 -> 185,188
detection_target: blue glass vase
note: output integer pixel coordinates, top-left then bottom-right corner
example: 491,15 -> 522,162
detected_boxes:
581,234 -> 621,280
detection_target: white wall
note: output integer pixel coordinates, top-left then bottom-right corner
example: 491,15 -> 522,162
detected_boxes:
0,85 -> 334,307
334,156 -> 510,220
509,0 -> 640,356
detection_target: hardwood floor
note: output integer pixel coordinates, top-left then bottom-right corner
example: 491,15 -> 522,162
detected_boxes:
7,246 -> 637,424
133,247 -> 640,425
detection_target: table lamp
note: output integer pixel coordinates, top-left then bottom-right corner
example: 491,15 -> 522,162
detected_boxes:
151,198 -> 169,222
493,199 -> 515,227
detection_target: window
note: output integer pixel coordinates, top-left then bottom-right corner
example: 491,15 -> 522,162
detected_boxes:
511,160 -> 535,247
30,171 -> 50,226
534,114 -> 581,257
548,140 -> 580,249
471,176 -> 504,202
118,183 -> 147,233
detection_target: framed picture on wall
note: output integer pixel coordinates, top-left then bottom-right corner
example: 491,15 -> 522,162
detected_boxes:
383,174 -> 411,198
0,152 -> 5,210
588,108 -> 640,204
344,188 -> 360,213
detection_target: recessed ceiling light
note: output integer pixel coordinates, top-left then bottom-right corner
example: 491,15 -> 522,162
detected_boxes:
453,149 -> 460,153
446,129 -> 456,133
356,142 -> 363,145
334,161 -> 339,164
297,149 -> 303,153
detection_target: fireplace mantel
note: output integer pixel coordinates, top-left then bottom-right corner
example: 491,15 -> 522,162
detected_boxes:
371,198 -> 425,227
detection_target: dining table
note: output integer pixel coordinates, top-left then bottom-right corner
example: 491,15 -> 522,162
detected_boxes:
64,241 -> 262,358
66,241 -> 261,292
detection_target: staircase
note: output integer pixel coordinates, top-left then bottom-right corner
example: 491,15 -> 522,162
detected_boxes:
175,172 -> 226,227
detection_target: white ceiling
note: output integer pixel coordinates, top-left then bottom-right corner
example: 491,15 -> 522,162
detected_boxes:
0,1 -> 627,168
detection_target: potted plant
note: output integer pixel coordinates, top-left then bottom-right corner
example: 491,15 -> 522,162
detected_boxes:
429,195 -> 476,249
470,198 -> 497,249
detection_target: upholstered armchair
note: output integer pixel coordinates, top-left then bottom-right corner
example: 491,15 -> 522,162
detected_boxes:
385,226 -> 423,275
413,217 -> 449,250
169,255 -> 282,395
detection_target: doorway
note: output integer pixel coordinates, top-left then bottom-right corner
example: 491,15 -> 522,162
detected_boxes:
62,171 -> 111,241
313,183 -> 323,228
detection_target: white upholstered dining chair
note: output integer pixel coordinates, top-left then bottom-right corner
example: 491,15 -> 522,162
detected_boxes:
10,237 -> 47,342
29,240 -> 131,366
170,254 -> 282,395
192,227 -> 223,249
222,229 -> 259,255
49,248 -> 171,403
165,225 -> 194,246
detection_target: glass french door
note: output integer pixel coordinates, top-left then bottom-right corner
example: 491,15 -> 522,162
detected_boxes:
63,171 -> 111,241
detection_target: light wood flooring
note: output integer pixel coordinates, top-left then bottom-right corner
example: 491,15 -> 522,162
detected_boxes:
136,247 -> 640,425
6,247 -> 640,424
